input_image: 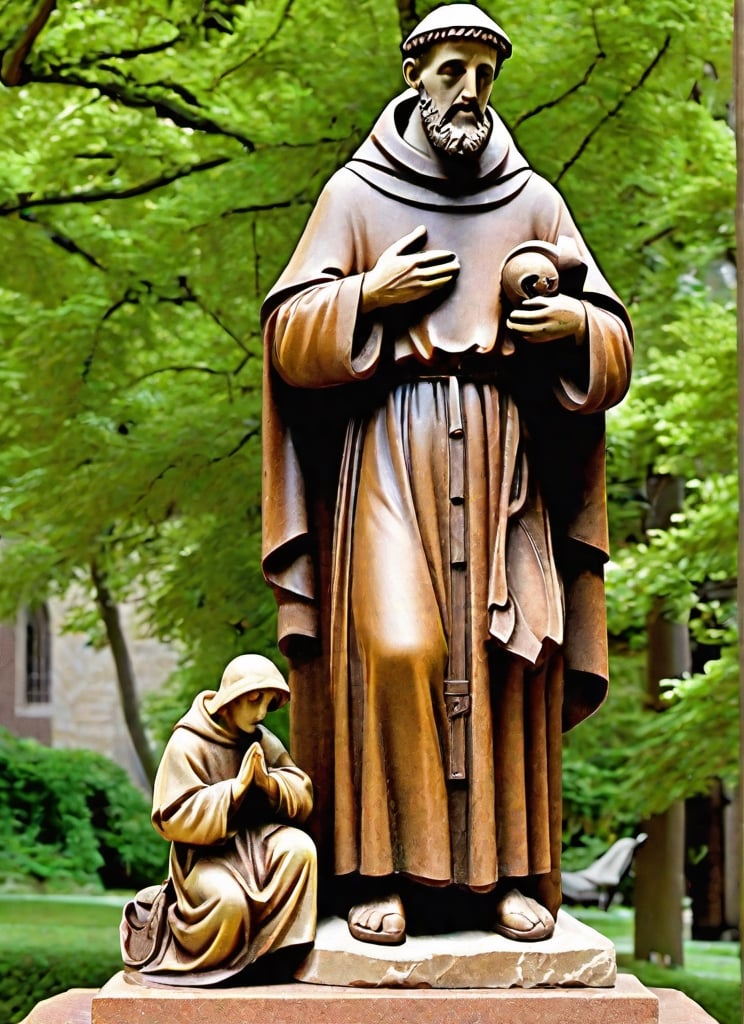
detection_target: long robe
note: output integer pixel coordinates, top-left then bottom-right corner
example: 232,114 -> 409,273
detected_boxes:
120,693 -> 316,984
261,91 -> 632,914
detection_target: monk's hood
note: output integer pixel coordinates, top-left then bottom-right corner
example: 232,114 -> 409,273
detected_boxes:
173,692 -> 263,749
347,90 -> 532,210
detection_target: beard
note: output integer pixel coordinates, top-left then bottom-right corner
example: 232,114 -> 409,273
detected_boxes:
418,85 -> 491,158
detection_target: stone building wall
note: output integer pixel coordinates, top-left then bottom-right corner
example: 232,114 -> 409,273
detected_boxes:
0,614 -> 52,745
0,600 -> 177,789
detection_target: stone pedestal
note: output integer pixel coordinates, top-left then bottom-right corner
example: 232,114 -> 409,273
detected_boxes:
92,972 -> 655,1024
295,909 -> 615,987
17,914 -> 719,1024
20,977 -> 719,1024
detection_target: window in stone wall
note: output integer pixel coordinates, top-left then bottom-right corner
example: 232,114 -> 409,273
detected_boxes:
25,604 -> 51,705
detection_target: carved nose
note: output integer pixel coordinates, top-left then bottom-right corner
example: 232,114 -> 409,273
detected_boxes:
458,69 -> 478,101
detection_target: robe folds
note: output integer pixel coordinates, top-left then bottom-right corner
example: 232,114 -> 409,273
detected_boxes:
261,91 -> 632,913
120,694 -> 316,984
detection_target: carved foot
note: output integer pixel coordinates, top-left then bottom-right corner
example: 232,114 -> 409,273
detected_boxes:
493,888 -> 554,942
348,892 -> 406,945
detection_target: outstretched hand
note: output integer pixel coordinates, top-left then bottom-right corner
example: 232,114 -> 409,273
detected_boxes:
506,294 -> 586,344
361,225 -> 459,313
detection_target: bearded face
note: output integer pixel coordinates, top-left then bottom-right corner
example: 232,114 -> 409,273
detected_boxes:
418,83 -> 491,157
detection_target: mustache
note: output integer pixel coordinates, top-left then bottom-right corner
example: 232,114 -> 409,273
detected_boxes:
442,99 -> 484,125
417,84 -> 491,157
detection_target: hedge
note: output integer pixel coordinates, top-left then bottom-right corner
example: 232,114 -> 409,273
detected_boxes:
0,728 -> 166,890
0,946 -> 121,1024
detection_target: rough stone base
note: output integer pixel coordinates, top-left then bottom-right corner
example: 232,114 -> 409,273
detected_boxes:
294,908 -> 615,988
92,972 -> 657,1024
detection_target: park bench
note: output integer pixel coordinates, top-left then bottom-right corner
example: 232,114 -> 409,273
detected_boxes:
562,833 -> 648,909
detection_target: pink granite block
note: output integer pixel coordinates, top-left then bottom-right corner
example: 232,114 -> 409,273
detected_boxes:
91,971 -> 659,1024
20,977 -> 723,1024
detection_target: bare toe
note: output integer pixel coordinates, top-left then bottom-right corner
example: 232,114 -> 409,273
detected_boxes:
494,889 -> 554,942
348,893 -> 406,946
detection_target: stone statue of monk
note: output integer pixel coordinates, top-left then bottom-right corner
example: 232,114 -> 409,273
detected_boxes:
120,655 -> 317,983
261,3 -> 632,946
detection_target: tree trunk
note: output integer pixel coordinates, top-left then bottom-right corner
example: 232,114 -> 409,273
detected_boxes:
633,619 -> 688,964
90,560 -> 158,788
634,803 -> 686,965
396,0 -> 419,40
685,782 -> 727,940
633,474 -> 688,965
0,0 -> 57,86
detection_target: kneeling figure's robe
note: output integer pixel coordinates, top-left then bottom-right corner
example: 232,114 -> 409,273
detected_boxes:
120,694 -> 316,984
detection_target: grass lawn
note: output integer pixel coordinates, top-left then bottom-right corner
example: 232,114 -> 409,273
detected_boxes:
0,894 -> 124,1024
0,893 -> 125,945
0,897 -> 740,1024
572,905 -> 741,1024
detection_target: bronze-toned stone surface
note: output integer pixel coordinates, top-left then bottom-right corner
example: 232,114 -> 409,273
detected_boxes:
119,656 -> 317,985
294,909 -> 615,988
261,2 -> 634,945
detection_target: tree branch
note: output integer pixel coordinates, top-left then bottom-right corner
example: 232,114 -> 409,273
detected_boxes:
641,225 -> 676,248
591,8 -> 605,55
92,64 -> 203,109
126,463 -> 181,524
126,274 -> 252,359
90,558 -> 158,788
186,193 -> 313,232
232,353 -> 254,377
57,35 -> 183,68
1,156 -> 231,215
176,277 -> 256,368
555,35 -> 672,185
210,428 -> 260,462
512,51 -> 606,128
18,210 -> 106,269
193,295 -> 252,356
29,68 -> 256,149
218,0 -> 296,82
397,0 -> 419,40
220,198 -> 296,218
1,0 -> 57,86
130,364 -> 231,385
101,287 -> 142,322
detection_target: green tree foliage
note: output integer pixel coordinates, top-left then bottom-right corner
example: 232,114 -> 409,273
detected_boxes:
0,1 -> 735,810
0,0 -> 402,750
604,295 -> 737,813
562,650 -> 649,868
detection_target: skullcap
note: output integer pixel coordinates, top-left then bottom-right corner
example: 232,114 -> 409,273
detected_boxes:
401,4 -> 512,62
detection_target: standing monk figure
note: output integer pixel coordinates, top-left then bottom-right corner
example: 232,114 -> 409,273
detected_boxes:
262,3 -> 632,946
